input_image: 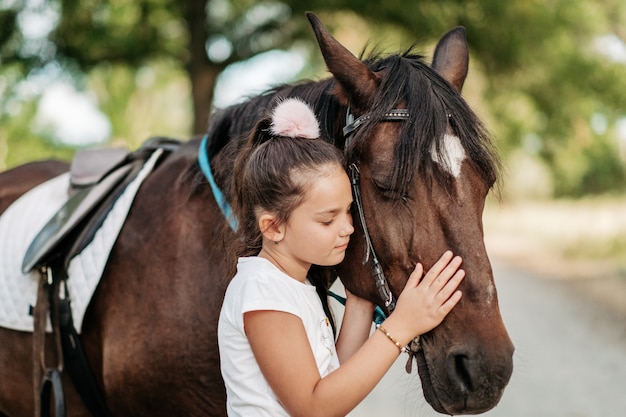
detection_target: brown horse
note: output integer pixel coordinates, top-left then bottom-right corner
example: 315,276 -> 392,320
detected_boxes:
0,12 -> 513,417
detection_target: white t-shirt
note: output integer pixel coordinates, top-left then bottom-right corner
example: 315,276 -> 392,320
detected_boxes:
218,257 -> 339,417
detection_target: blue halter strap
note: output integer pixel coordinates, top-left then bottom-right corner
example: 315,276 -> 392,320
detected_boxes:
328,291 -> 387,326
197,134 -> 239,231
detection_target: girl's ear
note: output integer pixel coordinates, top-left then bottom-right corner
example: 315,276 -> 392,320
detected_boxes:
258,212 -> 285,243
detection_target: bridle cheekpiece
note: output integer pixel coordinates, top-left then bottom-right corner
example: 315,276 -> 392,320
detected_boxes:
343,107 -> 423,365
343,107 -> 410,313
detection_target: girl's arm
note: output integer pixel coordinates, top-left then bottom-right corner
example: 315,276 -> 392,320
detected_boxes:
334,290 -> 375,363
245,251 -> 464,417
245,309 -> 400,417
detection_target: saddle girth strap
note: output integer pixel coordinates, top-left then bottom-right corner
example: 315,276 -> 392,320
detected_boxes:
57,272 -> 113,417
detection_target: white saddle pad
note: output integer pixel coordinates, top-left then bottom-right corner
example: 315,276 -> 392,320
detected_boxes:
0,149 -> 162,333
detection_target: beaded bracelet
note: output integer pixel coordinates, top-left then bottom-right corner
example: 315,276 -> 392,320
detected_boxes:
376,324 -> 409,354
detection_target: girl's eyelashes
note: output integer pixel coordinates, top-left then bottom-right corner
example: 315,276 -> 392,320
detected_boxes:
319,204 -> 352,226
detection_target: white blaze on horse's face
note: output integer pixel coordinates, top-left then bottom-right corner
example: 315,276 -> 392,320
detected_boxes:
430,134 -> 466,177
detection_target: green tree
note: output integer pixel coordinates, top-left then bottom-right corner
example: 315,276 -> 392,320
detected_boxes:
1,0 -> 625,195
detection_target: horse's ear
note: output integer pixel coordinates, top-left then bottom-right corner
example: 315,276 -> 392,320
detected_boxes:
432,27 -> 469,93
306,12 -> 379,109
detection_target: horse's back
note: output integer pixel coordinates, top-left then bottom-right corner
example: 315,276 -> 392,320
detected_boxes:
0,160 -> 69,213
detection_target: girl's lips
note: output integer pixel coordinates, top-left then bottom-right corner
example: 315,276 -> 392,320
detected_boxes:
335,243 -> 349,251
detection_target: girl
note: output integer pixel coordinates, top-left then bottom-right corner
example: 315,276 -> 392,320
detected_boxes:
217,98 -> 464,417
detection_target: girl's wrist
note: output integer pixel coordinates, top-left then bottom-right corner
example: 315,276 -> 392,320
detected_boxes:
379,315 -> 418,348
375,324 -> 410,354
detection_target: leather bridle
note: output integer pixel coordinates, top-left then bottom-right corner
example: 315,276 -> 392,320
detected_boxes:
343,107 -> 423,365
343,107 -> 410,313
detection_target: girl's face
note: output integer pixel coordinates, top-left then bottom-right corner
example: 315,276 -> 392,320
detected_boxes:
282,165 -> 354,270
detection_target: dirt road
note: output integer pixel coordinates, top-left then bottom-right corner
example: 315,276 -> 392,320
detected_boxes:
351,259 -> 626,417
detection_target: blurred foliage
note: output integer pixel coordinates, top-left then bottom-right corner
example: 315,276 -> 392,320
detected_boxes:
0,97 -> 75,169
0,0 -> 625,197
86,59 -> 192,149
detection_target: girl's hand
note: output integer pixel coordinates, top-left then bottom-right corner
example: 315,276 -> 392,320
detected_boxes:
385,251 -> 465,343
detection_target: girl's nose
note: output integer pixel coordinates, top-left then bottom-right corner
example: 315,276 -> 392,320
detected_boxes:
341,219 -> 354,237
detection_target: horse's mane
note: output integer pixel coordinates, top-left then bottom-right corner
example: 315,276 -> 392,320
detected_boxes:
352,48 -> 501,194
204,47 -> 500,198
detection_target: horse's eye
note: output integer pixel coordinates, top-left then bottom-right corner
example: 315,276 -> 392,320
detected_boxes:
372,179 -> 408,202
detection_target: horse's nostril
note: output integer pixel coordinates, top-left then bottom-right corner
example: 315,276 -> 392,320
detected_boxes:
457,354 -> 473,390
448,352 -> 474,392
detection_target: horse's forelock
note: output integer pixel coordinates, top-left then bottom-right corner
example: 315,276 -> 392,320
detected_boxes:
352,52 -> 500,193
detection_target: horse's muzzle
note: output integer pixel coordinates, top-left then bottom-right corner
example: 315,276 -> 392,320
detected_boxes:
416,336 -> 515,415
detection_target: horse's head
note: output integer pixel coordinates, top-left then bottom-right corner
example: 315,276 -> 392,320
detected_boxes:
307,13 -> 514,415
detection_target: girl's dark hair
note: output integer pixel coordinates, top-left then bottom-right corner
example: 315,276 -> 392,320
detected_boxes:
231,106 -> 345,331
232,118 -> 344,257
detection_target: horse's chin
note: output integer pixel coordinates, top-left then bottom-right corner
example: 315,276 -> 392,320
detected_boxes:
415,349 -> 449,415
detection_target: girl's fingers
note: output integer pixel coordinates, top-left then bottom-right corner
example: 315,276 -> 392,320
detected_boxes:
439,290 -> 463,314
405,263 -> 424,289
430,255 -> 463,290
436,269 -> 465,302
422,251 -> 454,286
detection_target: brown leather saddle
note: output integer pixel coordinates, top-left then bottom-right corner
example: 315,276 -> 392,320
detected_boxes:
22,136 -> 181,273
